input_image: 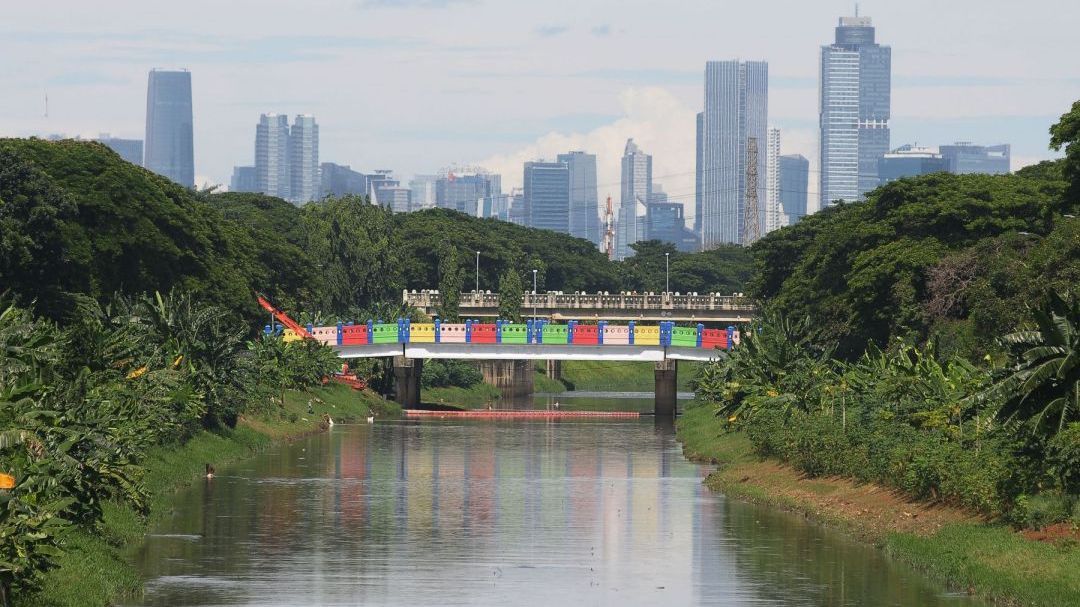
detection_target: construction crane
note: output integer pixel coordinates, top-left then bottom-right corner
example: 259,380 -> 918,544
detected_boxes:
603,195 -> 616,260
257,293 -> 312,338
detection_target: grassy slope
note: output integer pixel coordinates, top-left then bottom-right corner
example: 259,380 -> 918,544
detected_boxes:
423,382 -> 502,408
544,360 -> 700,392
21,384 -> 399,607
676,404 -> 1080,607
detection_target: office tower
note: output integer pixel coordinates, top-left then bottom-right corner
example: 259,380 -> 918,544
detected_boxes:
701,60 -> 768,248
320,163 -> 369,198
778,154 -> 809,226
509,189 -> 527,226
878,145 -> 949,184
694,111 -> 704,240
289,114 -> 319,203
820,14 -> 891,207
618,139 -> 652,259
557,151 -> 600,245
939,142 -> 1011,174
376,185 -> 412,213
765,128 -> 782,234
95,134 -> 143,166
436,171 -> 501,217
409,175 -> 439,210
488,193 -> 512,220
144,69 -> 194,187
523,161 -> 570,233
230,166 -> 257,193
255,113 -> 291,199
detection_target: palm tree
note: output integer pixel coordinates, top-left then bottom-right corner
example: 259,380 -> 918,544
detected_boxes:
984,292 -> 1080,438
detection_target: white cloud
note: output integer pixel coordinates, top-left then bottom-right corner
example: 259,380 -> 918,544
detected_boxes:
476,87 -> 697,217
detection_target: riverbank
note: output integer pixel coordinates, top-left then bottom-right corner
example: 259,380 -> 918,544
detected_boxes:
676,404 -> 1080,606
19,383 -> 400,607
537,360 -> 700,392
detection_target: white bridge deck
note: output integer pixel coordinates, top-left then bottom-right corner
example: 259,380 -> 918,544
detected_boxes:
332,343 -> 726,362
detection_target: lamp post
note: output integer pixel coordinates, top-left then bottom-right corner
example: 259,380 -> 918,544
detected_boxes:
532,269 -> 538,321
665,252 -> 670,295
475,251 -> 480,295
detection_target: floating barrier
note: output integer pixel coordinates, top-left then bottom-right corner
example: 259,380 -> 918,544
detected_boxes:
404,410 -> 639,419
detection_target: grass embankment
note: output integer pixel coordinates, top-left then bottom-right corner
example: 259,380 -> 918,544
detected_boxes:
536,360 -> 700,392
677,405 -> 1080,607
21,384 -> 399,607
423,382 -> 502,408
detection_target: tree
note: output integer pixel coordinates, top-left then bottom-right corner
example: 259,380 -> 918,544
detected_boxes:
498,268 -> 524,322
1049,99 -> 1080,204
437,241 -> 463,321
980,292 -> 1080,439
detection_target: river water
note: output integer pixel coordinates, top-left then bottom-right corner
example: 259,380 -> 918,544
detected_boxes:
130,394 -> 985,606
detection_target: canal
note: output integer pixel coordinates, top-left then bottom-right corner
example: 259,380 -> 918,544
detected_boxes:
130,397 -> 985,606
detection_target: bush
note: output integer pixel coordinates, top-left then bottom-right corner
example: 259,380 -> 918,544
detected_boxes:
421,359 -> 482,389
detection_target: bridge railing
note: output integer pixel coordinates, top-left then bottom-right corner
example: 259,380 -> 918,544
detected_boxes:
404,290 -> 756,313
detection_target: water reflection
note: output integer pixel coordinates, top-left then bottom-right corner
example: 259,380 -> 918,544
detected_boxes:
132,420 -> 984,606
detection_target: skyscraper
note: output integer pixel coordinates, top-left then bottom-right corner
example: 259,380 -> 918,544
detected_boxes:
700,60 -> 768,248
939,143 -> 1011,175
765,128 -> 782,234
320,163 -> 368,198
524,161 -> 570,233
230,166 -> 257,193
409,175 -> 439,210
557,151 -> 600,246
255,113 -> 290,199
878,145 -> 949,185
436,172 -> 501,216
779,154 -> 809,226
820,14 -> 891,207
95,135 -> 143,166
144,69 -> 194,187
289,114 -> 319,203
694,111 -> 704,240
618,139 -> 652,259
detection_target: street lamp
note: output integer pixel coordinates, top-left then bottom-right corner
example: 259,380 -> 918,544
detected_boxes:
475,251 -> 480,295
665,252 -> 670,294
532,269 -> 538,321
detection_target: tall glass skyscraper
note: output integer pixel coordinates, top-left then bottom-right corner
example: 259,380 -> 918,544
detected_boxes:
255,113 -> 291,200
618,139 -> 652,260
700,60 -> 768,248
779,154 -> 809,225
819,15 -> 891,207
524,161 -> 570,233
144,69 -> 194,187
289,114 -> 320,204
557,151 -> 600,246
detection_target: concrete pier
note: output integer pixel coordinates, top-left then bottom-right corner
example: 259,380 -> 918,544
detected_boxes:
476,360 -> 534,400
654,359 -> 677,417
393,356 -> 422,407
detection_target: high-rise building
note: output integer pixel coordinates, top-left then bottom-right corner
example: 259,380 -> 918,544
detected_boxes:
524,161 -> 570,233
436,172 -> 501,217
778,154 -> 809,226
878,145 -> 949,185
509,189 -> 527,226
95,135 -> 143,166
409,175 -> 439,210
701,60 -> 768,248
144,69 -> 194,187
694,111 -> 704,240
289,115 -> 319,203
255,113 -> 291,199
618,139 -> 652,259
557,151 -> 600,246
765,128 -> 782,234
320,163 -> 368,198
230,166 -> 257,193
939,142 -> 1011,175
820,14 -> 891,207
377,185 -> 412,213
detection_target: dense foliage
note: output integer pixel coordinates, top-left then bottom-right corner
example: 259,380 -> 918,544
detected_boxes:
750,165 -> 1078,359
421,359 -> 484,389
0,293 -> 338,600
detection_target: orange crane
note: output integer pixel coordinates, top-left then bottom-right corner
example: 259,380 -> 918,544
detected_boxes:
257,293 -> 312,339
256,294 -> 367,390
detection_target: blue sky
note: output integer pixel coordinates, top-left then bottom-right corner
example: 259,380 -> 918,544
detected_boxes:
2,0 -> 1077,214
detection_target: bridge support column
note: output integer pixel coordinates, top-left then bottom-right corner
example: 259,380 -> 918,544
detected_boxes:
545,359 -> 562,382
393,356 -> 422,408
476,360 -> 534,400
654,359 -> 677,417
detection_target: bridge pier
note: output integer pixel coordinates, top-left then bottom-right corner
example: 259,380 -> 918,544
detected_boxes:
393,356 -> 422,408
476,360 -> 534,401
544,359 -> 562,382
654,359 -> 677,417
